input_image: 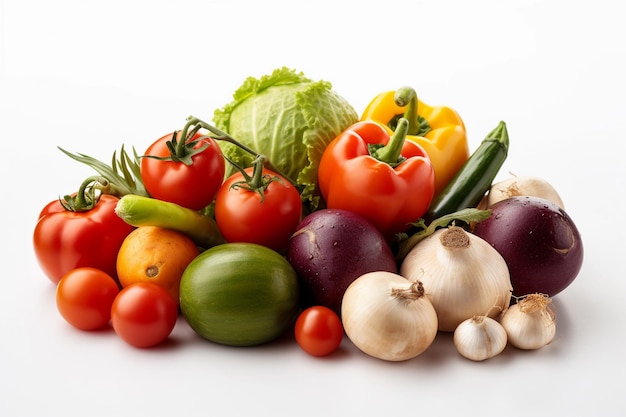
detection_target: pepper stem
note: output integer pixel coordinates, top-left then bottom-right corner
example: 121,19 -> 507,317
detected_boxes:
394,86 -> 421,135
370,118 -> 409,167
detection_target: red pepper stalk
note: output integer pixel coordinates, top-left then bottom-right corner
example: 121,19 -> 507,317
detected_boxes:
317,118 -> 435,241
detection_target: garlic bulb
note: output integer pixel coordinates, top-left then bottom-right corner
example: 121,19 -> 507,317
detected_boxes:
500,293 -> 556,350
400,226 -> 512,332
454,316 -> 507,361
341,271 -> 438,362
477,174 -> 565,210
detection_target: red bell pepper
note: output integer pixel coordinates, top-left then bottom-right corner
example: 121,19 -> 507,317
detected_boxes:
318,118 -> 435,239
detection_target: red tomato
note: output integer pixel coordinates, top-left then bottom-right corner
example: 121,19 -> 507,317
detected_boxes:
33,194 -> 135,285
111,282 -> 178,348
56,267 -> 120,330
37,198 -> 68,219
295,306 -> 344,357
141,131 -> 225,210
214,167 -> 302,252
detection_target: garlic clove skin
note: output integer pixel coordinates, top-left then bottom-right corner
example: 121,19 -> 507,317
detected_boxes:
454,316 -> 508,361
500,294 -> 556,350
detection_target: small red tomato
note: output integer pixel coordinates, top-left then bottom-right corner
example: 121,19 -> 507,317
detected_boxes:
111,282 -> 178,348
295,306 -> 344,357
56,267 -> 120,330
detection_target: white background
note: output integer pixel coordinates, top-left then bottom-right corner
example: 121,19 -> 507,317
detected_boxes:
1,1 -> 624,416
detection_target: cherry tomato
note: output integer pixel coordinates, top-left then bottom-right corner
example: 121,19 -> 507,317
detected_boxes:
111,282 -> 178,348
141,130 -> 225,210
33,193 -> 135,285
214,166 -> 302,252
295,306 -> 344,357
56,267 -> 120,330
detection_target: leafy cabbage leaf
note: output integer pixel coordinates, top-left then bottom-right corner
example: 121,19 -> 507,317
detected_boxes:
213,67 -> 358,210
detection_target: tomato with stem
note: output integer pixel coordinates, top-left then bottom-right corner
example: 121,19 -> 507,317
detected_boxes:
214,155 -> 302,253
141,117 -> 225,211
33,176 -> 135,285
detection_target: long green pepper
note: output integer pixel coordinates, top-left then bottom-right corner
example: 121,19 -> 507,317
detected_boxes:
115,194 -> 225,249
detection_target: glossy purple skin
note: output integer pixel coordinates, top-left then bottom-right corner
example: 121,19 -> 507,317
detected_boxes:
286,209 -> 397,316
472,196 -> 583,297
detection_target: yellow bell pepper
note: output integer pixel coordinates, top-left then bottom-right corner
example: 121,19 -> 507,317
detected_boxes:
361,86 -> 469,194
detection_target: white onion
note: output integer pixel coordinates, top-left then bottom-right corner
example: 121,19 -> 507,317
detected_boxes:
400,226 -> 512,332
478,175 -> 565,209
341,271 -> 438,361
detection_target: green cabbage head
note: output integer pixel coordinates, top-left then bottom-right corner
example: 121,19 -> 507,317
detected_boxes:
213,67 -> 358,210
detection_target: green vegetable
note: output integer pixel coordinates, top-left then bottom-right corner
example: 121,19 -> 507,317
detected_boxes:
179,242 -> 300,347
422,120 -> 509,223
58,145 -> 149,198
114,194 -> 225,249
213,67 -> 359,210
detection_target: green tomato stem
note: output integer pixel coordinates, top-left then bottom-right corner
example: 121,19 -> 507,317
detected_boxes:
188,115 -> 297,187
188,116 -> 259,157
175,120 -> 203,156
224,155 -> 280,203
248,155 -> 266,189
61,176 -> 110,212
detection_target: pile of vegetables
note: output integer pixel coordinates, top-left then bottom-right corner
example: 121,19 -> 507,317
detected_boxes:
33,67 -> 584,362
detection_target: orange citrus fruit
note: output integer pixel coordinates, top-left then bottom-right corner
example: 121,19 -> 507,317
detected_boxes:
116,226 -> 200,305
